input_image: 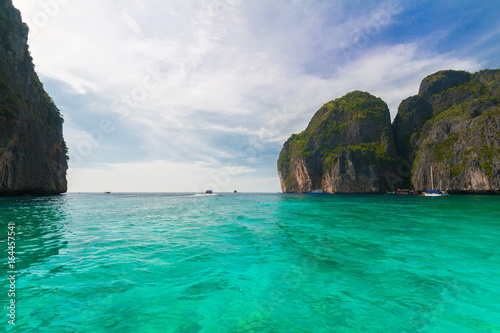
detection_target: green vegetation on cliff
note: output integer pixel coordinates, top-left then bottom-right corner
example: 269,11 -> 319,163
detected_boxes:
279,69 -> 499,194
400,69 -> 499,193
278,91 -> 397,193
0,0 -> 68,195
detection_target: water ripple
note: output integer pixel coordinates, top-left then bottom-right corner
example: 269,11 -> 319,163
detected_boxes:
0,193 -> 499,332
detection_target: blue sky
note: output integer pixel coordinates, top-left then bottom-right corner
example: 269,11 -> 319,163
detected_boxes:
12,0 -> 500,192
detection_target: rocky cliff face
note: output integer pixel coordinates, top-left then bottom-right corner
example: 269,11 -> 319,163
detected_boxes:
278,91 -> 398,193
409,70 -> 500,193
0,0 -> 68,196
278,70 -> 499,194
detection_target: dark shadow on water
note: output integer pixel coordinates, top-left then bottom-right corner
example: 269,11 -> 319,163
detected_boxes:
0,195 -> 69,274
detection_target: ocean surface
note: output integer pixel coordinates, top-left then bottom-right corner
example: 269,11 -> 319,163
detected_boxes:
1,193 -> 499,332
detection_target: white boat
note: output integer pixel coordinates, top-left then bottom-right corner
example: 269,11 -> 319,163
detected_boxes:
423,190 -> 449,196
423,167 -> 449,196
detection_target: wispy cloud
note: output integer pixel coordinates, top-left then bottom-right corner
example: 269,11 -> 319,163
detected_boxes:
12,0 -> 496,192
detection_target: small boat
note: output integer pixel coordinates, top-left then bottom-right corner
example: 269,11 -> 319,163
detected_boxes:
309,189 -> 325,194
392,189 -> 419,195
422,167 -> 449,196
105,191 -> 111,194
423,190 -> 449,196
205,190 -> 213,195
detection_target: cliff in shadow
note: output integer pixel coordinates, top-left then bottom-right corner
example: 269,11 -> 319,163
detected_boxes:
278,91 -> 398,193
0,0 -> 68,196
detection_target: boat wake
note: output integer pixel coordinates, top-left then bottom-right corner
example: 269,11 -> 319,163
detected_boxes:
193,193 -> 219,197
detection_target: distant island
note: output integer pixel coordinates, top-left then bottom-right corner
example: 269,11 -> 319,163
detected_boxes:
0,0 -> 68,196
278,69 -> 500,194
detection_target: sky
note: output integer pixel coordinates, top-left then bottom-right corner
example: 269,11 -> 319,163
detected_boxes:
11,0 -> 500,193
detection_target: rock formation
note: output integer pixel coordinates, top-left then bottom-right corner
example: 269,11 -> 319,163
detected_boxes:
278,91 -> 398,193
401,70 -> 500,193
0,0 -> 68,196
278,70 -> 499,194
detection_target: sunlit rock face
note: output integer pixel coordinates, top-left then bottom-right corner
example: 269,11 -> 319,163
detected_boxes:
278,69 -> 499,194
278,91 -> 397,193
407,70 -> 500,194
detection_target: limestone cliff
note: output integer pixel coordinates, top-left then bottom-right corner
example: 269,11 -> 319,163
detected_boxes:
278,91 -> 398,193
0,0 -> 68,195
408,70 -> 500,193
278,70 -> 499,194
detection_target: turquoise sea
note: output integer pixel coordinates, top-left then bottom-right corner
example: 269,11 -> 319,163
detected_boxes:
1,193 -> 499,332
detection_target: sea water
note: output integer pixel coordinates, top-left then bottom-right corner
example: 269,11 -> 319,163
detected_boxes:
0,193 -> 499,332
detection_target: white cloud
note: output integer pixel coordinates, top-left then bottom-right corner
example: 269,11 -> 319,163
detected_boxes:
332,44 -> 480,114
11,0 -> 487,192
67,160 -> 267,193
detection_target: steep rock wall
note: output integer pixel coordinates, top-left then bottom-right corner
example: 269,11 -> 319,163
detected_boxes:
278,69 -> 499,194
277,91 -> 398,193
410,70 -> 500,193
0,0 -> 67,196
